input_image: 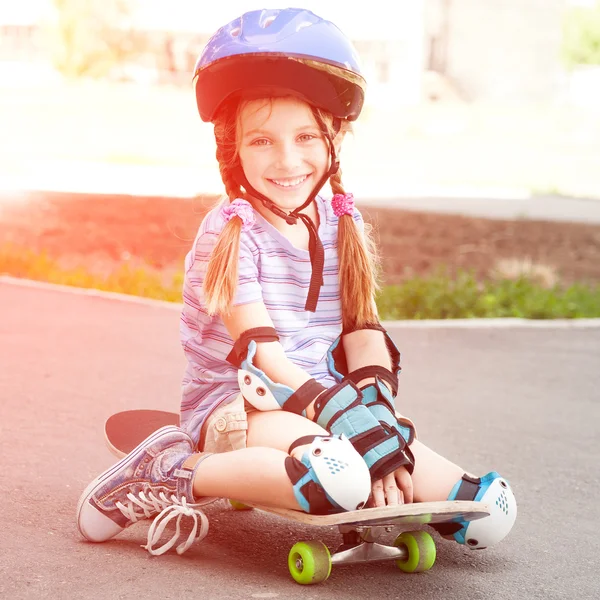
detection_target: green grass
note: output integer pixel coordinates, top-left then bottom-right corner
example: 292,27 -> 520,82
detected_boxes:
2,246 -> 599,319
376,268 -> 600,319
0,245 -> 184,303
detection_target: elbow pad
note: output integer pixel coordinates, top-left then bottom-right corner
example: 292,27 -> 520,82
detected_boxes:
326,323 -> 401,396
238,340 -> 325,416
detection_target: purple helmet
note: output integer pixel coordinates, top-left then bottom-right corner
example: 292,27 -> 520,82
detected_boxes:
194,8 -> 366,122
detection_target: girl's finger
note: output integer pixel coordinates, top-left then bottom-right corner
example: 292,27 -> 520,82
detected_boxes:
383,472 -> 400,506
395,467 -> 414,504
371,480 -> 386,508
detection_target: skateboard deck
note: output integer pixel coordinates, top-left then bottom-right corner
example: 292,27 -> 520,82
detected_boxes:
104,409 -> 491,584
105,409 -> 179,458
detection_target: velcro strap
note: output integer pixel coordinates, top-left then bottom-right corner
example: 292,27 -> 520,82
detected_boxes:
369,402 -> 415,445
226,327 -> 279,366
348,365 -> 399,396
284,456 -> 334,515
454,475 -> 482,501
368,443 -> 415,479
346,426 -> 390,456
288,435 -> 320,455
283,379 -> 326,415
312,381 -> 361,427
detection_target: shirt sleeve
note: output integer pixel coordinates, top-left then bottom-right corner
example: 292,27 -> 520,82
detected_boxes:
186,229 -> 263,308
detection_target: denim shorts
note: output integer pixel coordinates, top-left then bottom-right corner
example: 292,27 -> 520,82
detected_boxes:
198,393 -> 249,453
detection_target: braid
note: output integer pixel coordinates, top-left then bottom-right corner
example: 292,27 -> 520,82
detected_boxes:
329,167 -> 345,196
202,108 -> 246,316
214,118 -> 243,201
332,162 -> 381,330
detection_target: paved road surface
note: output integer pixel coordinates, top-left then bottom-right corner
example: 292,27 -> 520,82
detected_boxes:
1,279 -> 599,599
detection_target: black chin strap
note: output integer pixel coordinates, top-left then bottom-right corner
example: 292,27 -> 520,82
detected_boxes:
232,116 -> 341,312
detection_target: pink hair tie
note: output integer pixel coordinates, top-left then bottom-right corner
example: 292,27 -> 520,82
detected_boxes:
221,198 -> 255,232
332,193 -> 355,217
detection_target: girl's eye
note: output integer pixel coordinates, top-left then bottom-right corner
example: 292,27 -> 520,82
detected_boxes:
251,138 -> 270,146
298,133 -> 317,142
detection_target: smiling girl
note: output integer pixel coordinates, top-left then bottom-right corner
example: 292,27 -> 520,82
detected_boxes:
77,7 -> 516,557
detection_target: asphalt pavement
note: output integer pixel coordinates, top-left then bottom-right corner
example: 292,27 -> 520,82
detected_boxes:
1,277 -> 599,599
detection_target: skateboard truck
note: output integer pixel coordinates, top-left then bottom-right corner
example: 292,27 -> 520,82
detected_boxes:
287,524 -> 437,584
333,524 -> 411,565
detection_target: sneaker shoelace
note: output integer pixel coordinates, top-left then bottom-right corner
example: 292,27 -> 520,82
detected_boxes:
116,490 -> 209,556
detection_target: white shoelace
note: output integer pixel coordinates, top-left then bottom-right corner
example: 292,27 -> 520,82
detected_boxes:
115,491 -> 209,556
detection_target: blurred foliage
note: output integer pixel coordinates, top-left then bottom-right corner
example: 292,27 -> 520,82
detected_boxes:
46,0 -> 147,78
562,2 -> 600,67
0,244 -> 184,302
1,245 -> 599,319
376,267 -> 600,320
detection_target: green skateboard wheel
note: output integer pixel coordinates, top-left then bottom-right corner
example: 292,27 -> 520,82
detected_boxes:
229,499 -> 253,511
393,531 -> 436,573
288,541 -> 332,585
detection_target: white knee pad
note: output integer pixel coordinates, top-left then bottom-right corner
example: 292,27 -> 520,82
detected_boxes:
450,472 -> 517,549
285,434 -> 371,514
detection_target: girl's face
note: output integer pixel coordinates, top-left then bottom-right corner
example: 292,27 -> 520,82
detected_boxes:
237,96 -> 330,211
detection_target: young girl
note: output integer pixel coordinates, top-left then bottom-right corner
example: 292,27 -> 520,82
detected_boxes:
77,8 -> 516,557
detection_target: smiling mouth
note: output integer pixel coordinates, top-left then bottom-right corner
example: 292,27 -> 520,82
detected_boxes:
268,174 -> 310,189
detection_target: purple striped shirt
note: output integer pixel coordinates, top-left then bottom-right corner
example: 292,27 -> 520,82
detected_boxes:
179,195 -> 363,445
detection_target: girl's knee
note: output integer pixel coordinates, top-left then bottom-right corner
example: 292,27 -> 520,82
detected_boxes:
246,410 -> 327,452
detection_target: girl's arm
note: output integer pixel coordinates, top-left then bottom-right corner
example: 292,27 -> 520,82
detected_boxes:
342,328 -> 393,389
342,328 -> 411,424
222,301 -> 315,390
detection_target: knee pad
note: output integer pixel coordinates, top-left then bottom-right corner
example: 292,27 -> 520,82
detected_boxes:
435,472 -> 517,549
284,434 -> 371,515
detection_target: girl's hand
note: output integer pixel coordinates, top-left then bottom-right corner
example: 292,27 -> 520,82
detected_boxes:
369,466 -> 413,507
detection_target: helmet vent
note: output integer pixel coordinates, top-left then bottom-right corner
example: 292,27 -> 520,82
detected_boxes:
324,457 -> 349,475
262,15 -> 277,28
296,21 -> 312,32
230,27 -> 241,38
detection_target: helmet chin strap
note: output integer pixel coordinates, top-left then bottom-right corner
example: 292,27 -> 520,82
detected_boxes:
232,117 -> 341,312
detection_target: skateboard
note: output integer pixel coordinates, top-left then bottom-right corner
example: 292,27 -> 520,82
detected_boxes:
104,409 -> 491,584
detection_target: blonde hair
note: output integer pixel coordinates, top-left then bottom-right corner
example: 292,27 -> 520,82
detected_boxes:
203,98 -> 381,330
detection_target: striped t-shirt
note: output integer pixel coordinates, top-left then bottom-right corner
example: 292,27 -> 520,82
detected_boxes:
179,194 -> 364,445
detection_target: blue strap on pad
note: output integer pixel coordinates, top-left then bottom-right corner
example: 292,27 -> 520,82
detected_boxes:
313,381 -> 407,477
313,381 -> 360,429
361,381 -> 414,444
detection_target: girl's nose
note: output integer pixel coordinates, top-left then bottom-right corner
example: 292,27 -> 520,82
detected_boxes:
274,140 -> 302,170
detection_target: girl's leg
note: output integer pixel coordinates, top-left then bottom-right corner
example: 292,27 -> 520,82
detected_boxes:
191,446 -> 298,509
192,411 -> 329,509
409,439 -> 467,502
246,410 -> 328,451
77,418 -> 368,551
408,438 -> 518,549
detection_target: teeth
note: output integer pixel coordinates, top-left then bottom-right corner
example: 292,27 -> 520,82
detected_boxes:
271,175 -> 308,187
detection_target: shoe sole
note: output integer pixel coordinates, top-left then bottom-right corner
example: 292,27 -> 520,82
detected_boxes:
76,425 -> 187,540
